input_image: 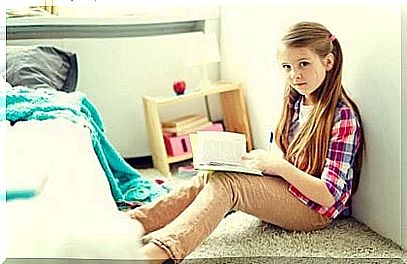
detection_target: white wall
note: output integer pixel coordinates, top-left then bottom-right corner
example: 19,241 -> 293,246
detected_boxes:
402,4 -> 407,251
220,5 -> 403,247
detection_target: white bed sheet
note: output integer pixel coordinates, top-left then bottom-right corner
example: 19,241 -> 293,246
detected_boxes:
5,119 -> 144,259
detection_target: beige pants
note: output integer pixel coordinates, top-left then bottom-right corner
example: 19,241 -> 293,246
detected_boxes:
128,171 -> 331,262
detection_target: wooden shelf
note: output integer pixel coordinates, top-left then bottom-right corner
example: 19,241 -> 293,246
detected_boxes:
168,153 -> 193,164
143,81 -> 240,105
142,81 -> 252,177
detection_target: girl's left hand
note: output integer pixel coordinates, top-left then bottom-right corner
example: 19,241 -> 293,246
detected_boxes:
241,149 -> 286,176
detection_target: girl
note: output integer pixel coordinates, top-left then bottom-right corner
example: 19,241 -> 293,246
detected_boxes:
128,21 -> 365,263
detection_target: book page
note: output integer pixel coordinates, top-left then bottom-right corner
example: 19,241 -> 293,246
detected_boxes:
193,131 -> 246,166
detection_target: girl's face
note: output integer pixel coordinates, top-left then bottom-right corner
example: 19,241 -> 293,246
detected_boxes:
278,45 -> 334,105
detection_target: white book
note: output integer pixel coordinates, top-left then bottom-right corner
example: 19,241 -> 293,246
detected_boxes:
191,131 -> 263,176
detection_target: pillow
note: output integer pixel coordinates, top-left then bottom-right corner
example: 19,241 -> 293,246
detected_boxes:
6,45 -> 78,93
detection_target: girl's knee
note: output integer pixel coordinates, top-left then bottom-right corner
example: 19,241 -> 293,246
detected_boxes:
195,171 -> 239,194
206,172 -> 238,195
194,171 -> 229,184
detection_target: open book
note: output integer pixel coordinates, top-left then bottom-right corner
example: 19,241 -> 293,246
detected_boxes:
191,131 -> 263,176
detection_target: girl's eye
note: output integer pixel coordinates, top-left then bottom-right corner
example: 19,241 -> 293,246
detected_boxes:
299,61 -> 310,67
282,64 -> 291,70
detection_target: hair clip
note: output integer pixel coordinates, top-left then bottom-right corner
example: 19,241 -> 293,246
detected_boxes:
329,34 -> 336,42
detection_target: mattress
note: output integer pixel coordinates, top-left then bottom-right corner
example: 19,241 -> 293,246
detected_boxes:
5,119 -> 144,259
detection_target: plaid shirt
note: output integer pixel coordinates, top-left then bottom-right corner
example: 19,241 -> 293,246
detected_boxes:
287,98 -> 362,219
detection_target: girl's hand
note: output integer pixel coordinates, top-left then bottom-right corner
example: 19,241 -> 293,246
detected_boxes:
241,149 -> 287,176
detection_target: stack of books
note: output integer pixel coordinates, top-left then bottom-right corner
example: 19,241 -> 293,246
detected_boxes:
162,114 -> 213,135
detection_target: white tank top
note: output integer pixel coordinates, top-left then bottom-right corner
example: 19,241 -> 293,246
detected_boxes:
298,102 -> 314,129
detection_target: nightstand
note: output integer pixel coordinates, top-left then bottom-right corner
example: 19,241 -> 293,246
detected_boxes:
142,81 -> 253,177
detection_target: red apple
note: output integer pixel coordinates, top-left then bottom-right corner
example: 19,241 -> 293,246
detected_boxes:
173,80 -> 186,95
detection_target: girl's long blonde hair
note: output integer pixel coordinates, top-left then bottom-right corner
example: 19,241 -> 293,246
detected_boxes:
275,22 -> 365,194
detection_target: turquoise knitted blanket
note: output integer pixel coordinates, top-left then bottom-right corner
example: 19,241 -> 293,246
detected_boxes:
6,86 -> 169,203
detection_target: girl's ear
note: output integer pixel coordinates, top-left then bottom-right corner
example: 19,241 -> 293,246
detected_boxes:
324,53 -> 335,71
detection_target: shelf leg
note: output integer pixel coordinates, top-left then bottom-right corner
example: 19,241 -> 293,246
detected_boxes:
143,98 -> 171,177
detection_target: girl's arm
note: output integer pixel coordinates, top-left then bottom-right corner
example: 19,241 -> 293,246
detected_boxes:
273,157 -> 335,207
242,150 -> 335,207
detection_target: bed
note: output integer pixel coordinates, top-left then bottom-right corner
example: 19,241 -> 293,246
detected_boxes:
4,45 -> 168,259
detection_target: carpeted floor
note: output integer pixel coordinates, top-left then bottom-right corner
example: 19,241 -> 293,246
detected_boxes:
139,168 -> 406,263
188,211 -> 404,263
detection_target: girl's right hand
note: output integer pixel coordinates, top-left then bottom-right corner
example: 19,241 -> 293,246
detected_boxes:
241,149 -> 284,175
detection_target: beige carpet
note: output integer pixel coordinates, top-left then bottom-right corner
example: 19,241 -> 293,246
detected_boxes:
188,211 -> 404,263
139,168 -> 406,263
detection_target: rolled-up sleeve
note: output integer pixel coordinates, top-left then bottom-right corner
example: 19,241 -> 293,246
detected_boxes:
321,108 -> 361,204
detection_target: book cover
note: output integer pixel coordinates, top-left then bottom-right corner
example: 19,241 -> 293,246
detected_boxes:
190,131 -> 263,176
